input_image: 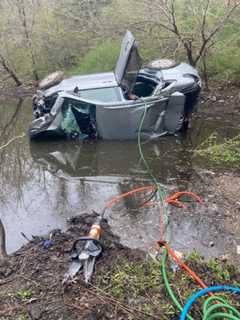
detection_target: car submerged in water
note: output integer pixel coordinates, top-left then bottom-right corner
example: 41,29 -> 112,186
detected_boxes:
29,31 -> 201,140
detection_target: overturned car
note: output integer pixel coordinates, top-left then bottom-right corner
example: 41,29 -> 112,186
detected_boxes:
29,31 -> 201,140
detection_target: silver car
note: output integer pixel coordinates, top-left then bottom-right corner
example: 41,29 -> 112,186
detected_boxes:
29,31 -> 201,140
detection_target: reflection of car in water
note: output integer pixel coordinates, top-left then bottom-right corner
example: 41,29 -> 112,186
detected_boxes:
29,137 -> 194,181
30,140 -> 139,177
29,31 -> 201,140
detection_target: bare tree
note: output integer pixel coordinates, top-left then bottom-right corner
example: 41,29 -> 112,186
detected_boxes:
14,0 -> 40,81
142,0 -> 240,66
0,53 -> 22,86
0,218 -> 7,260
140,0 -> 240,87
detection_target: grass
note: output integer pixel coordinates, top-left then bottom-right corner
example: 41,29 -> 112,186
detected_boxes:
195,133 -> 240,167
16,289 -> 33,300
97,252 -> 240,320
65,40 -> 120,76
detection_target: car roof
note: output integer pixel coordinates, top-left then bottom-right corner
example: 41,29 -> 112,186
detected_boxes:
44,72 -> 118,96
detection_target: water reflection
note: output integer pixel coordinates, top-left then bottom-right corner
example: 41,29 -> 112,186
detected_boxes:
0,98 -> 239,260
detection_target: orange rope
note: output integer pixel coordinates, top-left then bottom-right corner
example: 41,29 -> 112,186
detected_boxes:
104,185 -> 211,295
158,241 -> 213,296
105,185 -> 156,209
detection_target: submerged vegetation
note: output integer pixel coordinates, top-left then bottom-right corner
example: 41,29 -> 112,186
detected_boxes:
195,133 -> 240,166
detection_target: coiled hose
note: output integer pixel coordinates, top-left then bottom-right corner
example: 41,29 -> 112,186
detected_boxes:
162,249 -> 240,320
180,286 -> 240,320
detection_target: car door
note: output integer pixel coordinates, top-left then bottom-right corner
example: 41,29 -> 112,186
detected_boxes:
95,96 -> 168,140
114,30 -> 142,94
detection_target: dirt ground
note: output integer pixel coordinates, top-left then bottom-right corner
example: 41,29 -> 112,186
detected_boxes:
0,213 -> 240,320
0,214 -> 143,320
0,81 -> 240,319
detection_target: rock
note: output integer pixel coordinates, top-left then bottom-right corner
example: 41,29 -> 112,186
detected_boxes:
27,304 -> 43,320
209,241 -> 214,247
209,95 -> 217,102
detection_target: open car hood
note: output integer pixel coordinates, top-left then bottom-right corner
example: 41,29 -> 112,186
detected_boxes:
114,30 -> 141,92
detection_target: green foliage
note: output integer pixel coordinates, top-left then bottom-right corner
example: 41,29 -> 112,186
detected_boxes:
206,19 -> 240,80
195,133 -> 240,166
109,258 -> 162,301
0,0 -> 240,83
207,258 -> 231,282
66,40 -> 120,76
97,257 -> 174,319
16,289 -> 33,300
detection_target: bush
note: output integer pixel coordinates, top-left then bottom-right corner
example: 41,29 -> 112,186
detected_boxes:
66,40 -> 120,76
195,133 -> 240,166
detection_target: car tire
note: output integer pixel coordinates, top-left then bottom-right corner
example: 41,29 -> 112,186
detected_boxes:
145,59 -> 178,70
38,71 -> 64,90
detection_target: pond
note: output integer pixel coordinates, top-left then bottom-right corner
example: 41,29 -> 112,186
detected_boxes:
0,97 -> 239,262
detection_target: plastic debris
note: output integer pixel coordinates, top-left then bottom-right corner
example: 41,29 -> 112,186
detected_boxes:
43,239 -> 53,249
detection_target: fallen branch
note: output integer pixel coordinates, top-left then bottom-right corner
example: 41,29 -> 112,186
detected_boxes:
0,133 -> 25,151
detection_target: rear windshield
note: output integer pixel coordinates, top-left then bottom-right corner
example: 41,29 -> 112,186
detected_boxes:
79,87 -> 122,103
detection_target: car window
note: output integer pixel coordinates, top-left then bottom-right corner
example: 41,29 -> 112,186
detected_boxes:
121,45 -> 141,93
79,87 -> 122,102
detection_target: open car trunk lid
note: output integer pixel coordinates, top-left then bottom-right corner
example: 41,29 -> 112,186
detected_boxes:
114,30 -> 141,93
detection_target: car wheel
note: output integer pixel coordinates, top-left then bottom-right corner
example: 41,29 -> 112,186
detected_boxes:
145,59 -> 178,70
38,71 -> 64,90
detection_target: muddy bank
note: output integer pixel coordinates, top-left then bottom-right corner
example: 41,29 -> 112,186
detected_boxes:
0,214 -> 240,320
0,214 -> 136,320
0,214 -> 151,320
198,81 -> 240,126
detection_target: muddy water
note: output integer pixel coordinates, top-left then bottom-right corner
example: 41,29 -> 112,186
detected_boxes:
0,98 -> 239,261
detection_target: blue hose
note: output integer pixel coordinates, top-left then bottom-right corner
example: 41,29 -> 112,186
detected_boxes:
180,286 -> 240,320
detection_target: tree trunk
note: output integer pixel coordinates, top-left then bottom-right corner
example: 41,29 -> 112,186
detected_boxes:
0,218 -> 7,260
16,0 -> 39,82
202,51 -> 209,91
0,54 -> 22,87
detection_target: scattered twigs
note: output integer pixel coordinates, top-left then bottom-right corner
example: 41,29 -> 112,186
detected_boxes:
88,284 -> 161,320
0,305 -> 24,317
0,133 -> 25,151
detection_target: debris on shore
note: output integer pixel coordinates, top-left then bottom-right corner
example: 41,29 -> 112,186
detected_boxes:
1,213 -> 239,320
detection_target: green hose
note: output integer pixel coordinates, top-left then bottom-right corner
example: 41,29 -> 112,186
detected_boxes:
137,103 -> 169,237
202,296 -> 240,320
162,249 -> 240,320
162,249 -> 194,320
